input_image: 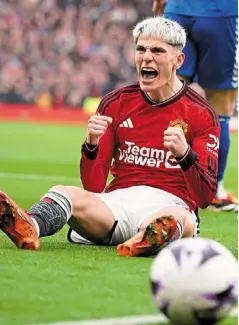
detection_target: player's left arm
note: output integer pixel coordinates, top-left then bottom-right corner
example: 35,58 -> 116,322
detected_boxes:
164,116 -> 220,208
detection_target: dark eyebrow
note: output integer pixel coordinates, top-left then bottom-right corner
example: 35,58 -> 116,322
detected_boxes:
151,47 -> 166,53
136,45 -> 146,51
136,45 -> 167,53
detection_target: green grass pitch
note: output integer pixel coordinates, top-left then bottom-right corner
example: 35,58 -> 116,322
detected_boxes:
0,122 -> 237,325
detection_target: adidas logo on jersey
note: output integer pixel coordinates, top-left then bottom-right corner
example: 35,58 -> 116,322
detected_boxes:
119,118 -> 134,128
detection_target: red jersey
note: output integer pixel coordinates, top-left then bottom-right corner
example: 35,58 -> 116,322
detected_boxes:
80,82 -> 220,212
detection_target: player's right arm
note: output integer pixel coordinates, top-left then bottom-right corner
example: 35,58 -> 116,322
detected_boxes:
80,113 -> 115,193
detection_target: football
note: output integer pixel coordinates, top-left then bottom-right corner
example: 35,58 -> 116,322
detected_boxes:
150,237 -> 238,325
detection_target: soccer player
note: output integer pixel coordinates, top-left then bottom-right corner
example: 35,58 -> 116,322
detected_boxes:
0,17 -> 220,256
153,0 -> 238,212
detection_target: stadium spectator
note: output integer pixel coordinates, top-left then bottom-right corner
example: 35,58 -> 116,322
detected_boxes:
153,0 -> 238,212
0,0 -> 152,107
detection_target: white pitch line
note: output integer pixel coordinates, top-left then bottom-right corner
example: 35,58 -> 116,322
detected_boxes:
28,308 -> 238,325
1,172 -> 235,195
29,314 -> 167,325
0,172 -> 80,183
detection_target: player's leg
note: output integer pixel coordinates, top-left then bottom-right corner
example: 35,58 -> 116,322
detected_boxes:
117,206 -> 196,257
68,185 -> 197,257
194,16 -> 238,211
0,186 -> 116,250
139,206 -> 195,237
115,186 -> 198,257
65,186 -> 197,257
67,189 -> 136,246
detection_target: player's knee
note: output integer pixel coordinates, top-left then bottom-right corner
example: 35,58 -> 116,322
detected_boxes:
183,216 -> 195,237
50,185 -> 73,201
205,89 -> 238,116
174,209 -> 195,236
49,185 -> 89,215
216,102 -> 235,116
50,185 -> 67,194
139,207 -> 192,232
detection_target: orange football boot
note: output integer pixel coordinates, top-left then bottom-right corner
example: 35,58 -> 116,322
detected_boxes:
117,216 -> 177,257
0,191 -> 40,250
210,191 -> 238,212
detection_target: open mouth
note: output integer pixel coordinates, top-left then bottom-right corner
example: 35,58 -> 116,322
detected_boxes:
141,67 -> 159,80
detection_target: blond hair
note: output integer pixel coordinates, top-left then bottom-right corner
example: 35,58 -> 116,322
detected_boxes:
133,17 -> 186,50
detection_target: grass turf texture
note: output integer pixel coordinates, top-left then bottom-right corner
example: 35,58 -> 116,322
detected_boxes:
0,122 -> 237,325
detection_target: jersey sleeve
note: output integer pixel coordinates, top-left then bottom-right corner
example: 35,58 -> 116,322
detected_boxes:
176,112 -> 220,209
79,97 -> 116,193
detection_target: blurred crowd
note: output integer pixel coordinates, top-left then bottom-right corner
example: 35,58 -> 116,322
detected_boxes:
0,0 -> 153,108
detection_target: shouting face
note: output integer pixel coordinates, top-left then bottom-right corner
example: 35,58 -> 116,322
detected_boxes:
135,36 -> 184,95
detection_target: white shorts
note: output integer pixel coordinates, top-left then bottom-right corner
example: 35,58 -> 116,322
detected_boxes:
68,186 -> 199,246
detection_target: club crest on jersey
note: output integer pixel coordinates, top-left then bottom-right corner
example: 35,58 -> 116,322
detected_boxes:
169,119 -> 188,134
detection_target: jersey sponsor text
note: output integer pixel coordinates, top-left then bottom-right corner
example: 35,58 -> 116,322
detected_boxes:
118,141 -> 180,169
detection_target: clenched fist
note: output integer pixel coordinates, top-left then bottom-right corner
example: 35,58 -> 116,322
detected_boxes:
86,114 -> 112,146
164,127 -> 189,158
